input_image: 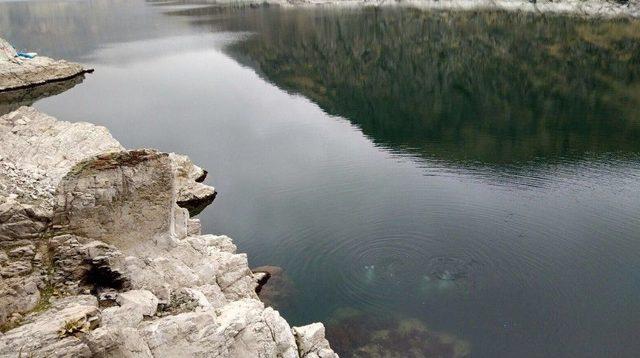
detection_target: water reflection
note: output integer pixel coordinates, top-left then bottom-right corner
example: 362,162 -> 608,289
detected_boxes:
0,0 -> 197,61
0,75 -> 86,115
183,7 -> 640,164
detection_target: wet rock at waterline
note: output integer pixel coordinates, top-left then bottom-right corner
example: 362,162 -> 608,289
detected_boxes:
253,265 -> 298,310
0,37 -> 92,92
326,307 -> 469,358
0,107 -> 337,357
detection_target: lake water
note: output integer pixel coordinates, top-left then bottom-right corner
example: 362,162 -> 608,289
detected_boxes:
1,1 -> 640,356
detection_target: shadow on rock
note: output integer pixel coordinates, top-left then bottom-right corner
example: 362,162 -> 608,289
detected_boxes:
326,307 -> 470,358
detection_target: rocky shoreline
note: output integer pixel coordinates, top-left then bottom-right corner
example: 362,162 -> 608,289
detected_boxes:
237,0 -> 639,18
0,105 -> 337,357
0,38 -> 92,92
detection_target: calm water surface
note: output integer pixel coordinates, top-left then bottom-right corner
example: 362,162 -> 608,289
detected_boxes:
1,1 -> 640,356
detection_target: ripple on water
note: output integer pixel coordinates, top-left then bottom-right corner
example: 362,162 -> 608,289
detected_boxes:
309,231 -> 492,313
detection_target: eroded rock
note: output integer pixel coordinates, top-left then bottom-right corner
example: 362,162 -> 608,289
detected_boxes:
51,149 -> 185,255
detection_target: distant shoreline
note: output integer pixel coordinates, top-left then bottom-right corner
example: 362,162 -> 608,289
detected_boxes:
246,0 -> 639,18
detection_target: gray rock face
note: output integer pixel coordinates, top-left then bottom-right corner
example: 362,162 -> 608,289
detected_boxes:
0,37 -> 91,92
0,107 -> 337,357
0,107 -> 123,327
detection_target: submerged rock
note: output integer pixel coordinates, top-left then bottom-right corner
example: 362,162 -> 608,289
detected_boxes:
253,265 -> 298,310
0,107 -> 337,357
326,307 -> 469,357
0,37 -> 92,92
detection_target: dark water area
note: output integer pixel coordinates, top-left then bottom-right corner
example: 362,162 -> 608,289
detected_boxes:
1,1 -> 640,357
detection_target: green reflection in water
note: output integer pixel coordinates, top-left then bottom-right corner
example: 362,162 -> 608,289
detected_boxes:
217,8 -> 640,164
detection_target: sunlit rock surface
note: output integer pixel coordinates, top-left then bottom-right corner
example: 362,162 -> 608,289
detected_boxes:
0,107 -> 337,357
0,37 -> 90,92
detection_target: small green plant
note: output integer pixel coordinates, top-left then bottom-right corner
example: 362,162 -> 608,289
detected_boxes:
57,317 -> 91,338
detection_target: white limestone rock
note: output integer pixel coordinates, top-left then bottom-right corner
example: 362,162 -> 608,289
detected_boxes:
0,106 -> 123,214
101,306 -> 143,329
293,323 -> 338,358
116,290 -> 159,317
216,299 -> 299,358
0,295 -> 100,357
139,298 -> 300,358
85,326 -> 153,358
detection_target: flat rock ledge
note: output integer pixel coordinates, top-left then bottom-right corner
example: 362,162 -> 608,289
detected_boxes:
0,107 -> 337,358
0,37 -> 92,92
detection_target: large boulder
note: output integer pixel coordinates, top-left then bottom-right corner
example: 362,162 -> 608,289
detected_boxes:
51,149 -> 187,255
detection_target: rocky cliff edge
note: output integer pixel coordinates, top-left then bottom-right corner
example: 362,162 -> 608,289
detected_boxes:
0,106 -> 337,358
